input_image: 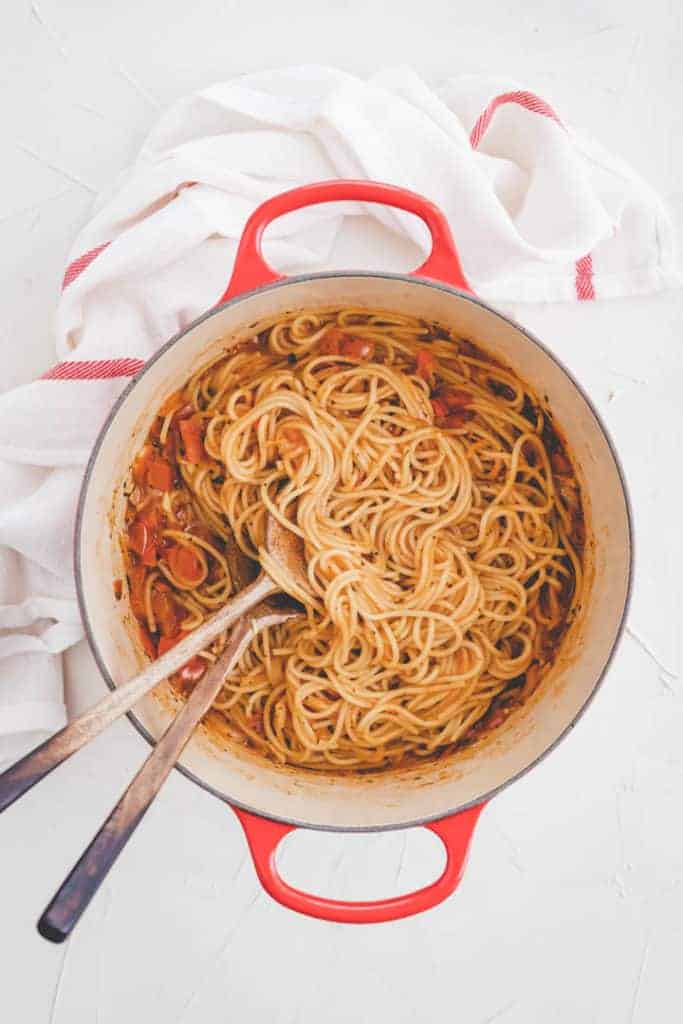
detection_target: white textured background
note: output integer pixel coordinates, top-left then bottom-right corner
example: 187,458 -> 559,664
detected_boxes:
1,2 -> 682,1022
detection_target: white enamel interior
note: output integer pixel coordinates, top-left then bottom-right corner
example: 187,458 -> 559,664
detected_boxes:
77,274 -> 631,830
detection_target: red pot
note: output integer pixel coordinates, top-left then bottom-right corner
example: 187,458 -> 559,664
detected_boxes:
76,181 -> 632,923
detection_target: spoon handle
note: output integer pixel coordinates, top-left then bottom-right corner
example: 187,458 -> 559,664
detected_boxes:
0,572 -> 276,815
37,615 -> 257,943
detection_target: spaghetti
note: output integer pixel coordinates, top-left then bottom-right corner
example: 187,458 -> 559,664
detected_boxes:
122,310 -> 584,771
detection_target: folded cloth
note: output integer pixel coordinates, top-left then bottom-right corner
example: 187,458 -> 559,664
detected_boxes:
0,65 -> 678,761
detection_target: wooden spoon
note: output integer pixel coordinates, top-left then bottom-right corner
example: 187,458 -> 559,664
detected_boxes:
0,515 -> 307,814
37,600 -> 296,943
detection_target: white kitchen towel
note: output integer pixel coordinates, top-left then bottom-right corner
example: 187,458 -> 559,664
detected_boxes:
0,64 -> 679,760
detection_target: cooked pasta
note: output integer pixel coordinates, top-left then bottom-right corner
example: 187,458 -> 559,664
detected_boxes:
121,309 -> 584,771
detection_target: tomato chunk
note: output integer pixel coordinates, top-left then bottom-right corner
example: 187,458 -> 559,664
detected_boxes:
141,542 -> 157,567
128,564 -> 147,617
340,337 -> 375,360
157,632 -> 182,657
132,445 -> 175,491
175,403 -> 195,421
179,415 -> 205,464
147,455 -> 174,491
437,410 -> 474,429
178,656 -> 207,684
319,329 -> 343,355
431,398 -> 448,419
162,426 -> 177,463
167,543 -> 204,584
151,582 -> 179,637
128,519 -> 150,557
156,633 -> 205,684
433,386 -> 472,411
128,508 -> 159,566
416,349 -> 437,381
138,504 -> 160,529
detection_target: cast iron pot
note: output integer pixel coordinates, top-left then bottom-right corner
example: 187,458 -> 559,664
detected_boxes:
76,180 -> 632,924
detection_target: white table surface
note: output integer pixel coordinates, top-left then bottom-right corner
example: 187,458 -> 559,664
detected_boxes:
2,2 -> 682,1022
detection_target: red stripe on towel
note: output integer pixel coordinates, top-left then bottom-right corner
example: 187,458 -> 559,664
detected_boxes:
62,242 -> 110,290
469,91 -> 564,149
575,254 -> 596,301
41,358 -> 145,380
470,91 -> 594,301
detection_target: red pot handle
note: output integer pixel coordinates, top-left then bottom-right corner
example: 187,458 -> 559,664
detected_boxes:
224,183 -> 476,922
232,802 -> 485,924
219,180 -> 471,303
